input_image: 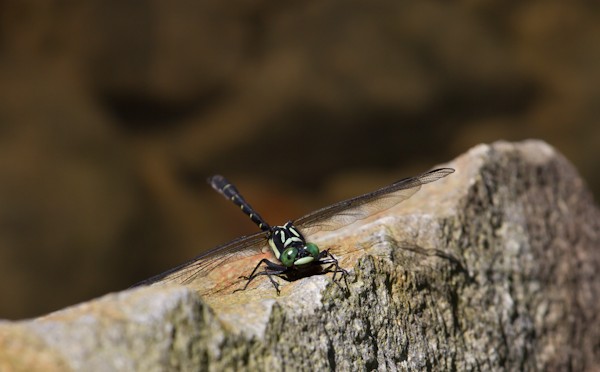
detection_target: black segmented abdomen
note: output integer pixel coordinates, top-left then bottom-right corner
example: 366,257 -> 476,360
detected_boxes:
209,175 -> 271,231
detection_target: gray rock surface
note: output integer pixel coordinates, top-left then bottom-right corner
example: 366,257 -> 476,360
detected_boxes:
1,140 -> 598,371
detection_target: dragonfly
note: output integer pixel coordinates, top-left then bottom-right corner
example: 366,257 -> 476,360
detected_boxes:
133,167 -> 455,295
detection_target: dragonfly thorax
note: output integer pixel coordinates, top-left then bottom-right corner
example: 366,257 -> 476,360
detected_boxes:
268,222 -> 320,267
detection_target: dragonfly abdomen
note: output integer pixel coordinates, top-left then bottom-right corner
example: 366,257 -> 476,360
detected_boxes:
209,175 -> 271,231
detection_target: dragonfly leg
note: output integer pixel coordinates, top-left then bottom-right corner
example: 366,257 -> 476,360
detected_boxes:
317,249 -> 349,289
234,258 -> 288,294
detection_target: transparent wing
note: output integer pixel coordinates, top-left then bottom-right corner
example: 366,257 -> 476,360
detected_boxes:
132,168 -> 454,289
295,168 -> 454,234
131,231 -> 268,286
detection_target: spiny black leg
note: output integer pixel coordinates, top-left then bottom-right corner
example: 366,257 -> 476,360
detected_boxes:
263,271 -> 282,294
235,269 -> 283,294
318,249 -> 349,289
238,258 -> 270,281
234,258 -> 289,294
318,249 -> 348,278
238,258 -> 286,281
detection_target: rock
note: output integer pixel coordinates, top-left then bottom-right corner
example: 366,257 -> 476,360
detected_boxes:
1,140 -> 598,371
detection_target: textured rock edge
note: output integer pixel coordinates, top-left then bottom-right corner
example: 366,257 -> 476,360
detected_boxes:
0,140 -> 598,371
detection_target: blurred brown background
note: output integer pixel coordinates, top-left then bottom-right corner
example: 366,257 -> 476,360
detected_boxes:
0,1 -> 598,319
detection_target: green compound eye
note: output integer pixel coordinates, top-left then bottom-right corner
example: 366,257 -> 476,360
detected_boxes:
281,247 -> 298,267
305,242 -> 319,258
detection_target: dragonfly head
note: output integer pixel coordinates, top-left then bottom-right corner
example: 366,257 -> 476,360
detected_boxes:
280,242 -> 320,267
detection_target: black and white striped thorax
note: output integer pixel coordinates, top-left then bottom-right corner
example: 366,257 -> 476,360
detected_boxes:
268,222 -> 310,261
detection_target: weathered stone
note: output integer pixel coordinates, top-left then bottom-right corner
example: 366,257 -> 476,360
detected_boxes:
0,140 -> 598,370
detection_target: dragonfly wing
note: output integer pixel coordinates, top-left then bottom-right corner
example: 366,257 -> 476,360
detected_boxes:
295,168 -> 454,234
132,231 -> 268,286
